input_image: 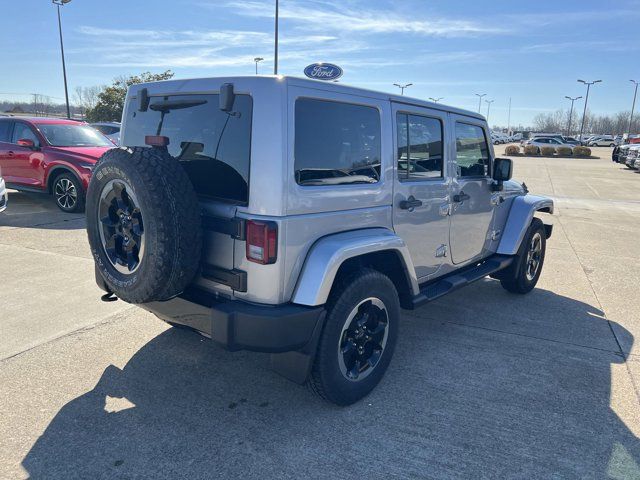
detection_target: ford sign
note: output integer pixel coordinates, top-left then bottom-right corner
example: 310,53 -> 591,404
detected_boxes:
304,63 -> 343,81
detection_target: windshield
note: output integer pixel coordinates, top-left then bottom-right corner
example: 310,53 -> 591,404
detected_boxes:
39,124 -> 113,147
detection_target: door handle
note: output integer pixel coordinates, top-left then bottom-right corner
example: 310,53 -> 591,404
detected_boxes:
7,151 -> 14,157
399,196 -> 423,210
453,191 -> 470,203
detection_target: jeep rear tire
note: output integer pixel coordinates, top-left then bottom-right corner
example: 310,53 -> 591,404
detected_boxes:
308,269 -> 400,406
86,147 -> 202,304
500,218 -> 546,294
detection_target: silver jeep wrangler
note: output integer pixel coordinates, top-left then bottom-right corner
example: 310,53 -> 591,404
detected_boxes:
86,76 -> 553,405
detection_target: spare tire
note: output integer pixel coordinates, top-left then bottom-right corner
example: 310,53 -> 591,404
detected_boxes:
86,147 -> 202,303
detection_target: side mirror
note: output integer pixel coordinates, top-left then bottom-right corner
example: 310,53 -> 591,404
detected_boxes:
492,157 -> 512,191
219,83 -> 236,112
17,138 -> 37,149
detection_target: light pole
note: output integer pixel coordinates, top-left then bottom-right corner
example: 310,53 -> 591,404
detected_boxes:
429,97 -> 443,103
52,0 -> 72,119
475,93 -> 486,113
273,0 -> 279,75
577,79 -> 602,143
628,80 -> 639,137
485,99 -> 494,123
254,57 -> 264,75
564,95 -> 582,136
393,83 -> 412,95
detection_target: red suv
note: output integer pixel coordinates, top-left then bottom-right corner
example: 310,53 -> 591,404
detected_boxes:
0,117 -> 114,212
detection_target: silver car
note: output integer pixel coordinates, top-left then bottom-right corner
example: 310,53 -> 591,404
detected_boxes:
85,76 -> 553,405
90,122 -> 121,145
526,137 -> 574,150
626,145 -> 640,168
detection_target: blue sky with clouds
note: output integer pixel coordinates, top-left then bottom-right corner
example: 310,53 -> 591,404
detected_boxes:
2,0 -> 639,126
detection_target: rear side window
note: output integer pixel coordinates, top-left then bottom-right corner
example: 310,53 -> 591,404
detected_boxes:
455,123 -> 491,177
12,123 -> 40,146
123,93 -> 252,205
295,98 -> 381,186
396,113 -> 443,180
0,121 -> 12,143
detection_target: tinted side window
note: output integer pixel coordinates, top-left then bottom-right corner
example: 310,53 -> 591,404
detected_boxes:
396,113 -> 443,180
123,94 -> 252,204
295,98 -> 381,186
455,123 -> 490,177
0,121 -> 12,143
12,123 -> 39,146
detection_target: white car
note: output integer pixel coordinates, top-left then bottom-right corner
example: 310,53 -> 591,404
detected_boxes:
525,137 -> 574,150
90,122 -> 121,145
588,137 -> 616,147
0,174 -> 7,213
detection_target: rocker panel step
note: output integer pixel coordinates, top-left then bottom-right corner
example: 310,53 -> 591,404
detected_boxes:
411,254 -> 513,308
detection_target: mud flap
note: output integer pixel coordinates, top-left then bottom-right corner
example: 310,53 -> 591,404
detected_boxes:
269,311 -> 326,384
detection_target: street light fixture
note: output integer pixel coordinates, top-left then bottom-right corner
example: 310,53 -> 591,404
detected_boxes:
475,93 -> 486,113
485,99 -> 495,123
564,95 -> 582,136
577,79 -> 602,143
628,80 -> 639,137
254,57 -> 264,75
52,0 -> 72,119
429,97 -> 443,103
393,83 -> 413,95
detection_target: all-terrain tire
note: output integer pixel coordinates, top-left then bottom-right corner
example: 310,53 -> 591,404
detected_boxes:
86,147 -> 202,303
308,268 -> 400,406
500,218 -> 546,294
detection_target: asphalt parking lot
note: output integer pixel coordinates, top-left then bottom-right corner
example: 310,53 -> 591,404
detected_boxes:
1,146 -> 639,479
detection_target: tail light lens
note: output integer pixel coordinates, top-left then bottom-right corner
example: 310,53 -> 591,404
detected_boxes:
246,220 -> 277,264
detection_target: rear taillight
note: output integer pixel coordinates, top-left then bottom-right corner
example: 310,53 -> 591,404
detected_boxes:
246,220 -> 277,265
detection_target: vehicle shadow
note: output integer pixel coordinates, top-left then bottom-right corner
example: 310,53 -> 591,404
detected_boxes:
21,285 -> 640,479
0,191 -> 85,230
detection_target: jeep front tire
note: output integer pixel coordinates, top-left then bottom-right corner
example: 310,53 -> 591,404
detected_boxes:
500,218 -> 546,294
308,268 -> 400,406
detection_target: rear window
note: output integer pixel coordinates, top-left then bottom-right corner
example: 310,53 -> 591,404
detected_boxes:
294,98 -> 381,186
123,93 -> 252,204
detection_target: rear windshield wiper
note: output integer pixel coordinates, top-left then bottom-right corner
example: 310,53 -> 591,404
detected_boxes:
149,99 -> 207,112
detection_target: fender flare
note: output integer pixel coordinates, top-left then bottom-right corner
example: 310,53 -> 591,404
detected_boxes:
497,194 -> 554,255
46,165 -> 84,194
291,228 -> 419,307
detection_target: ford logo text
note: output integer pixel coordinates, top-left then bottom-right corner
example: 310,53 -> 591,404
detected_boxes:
303,63 -> 343,81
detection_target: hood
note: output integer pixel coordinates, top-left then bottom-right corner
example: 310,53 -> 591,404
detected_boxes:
46,146 -> 113,163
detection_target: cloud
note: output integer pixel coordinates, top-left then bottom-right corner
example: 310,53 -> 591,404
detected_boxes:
205,0 -> 507,37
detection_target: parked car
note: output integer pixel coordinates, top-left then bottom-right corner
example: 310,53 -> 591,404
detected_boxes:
589,135 -> 615,147
90,122 -> 121,145
617,144 -> 633,163
525,137 -> 574,150
0,173 -> 7,213
625,145 -> 640,169
0,117 -> 114,212
86,76 -> 554,405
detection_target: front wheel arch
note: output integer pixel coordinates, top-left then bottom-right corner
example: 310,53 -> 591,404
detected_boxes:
47,167 -> 84,195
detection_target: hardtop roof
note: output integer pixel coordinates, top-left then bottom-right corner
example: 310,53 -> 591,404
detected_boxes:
129,75 -> 485,121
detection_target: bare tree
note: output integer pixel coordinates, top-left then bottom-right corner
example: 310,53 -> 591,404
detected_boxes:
73,85 -> 103,118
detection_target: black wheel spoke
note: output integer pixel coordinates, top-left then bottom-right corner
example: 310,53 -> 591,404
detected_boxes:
338,298 -> 389,382
98,180 -> 145,274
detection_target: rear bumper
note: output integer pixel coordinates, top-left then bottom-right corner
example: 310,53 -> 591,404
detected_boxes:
140,288 -> 326,354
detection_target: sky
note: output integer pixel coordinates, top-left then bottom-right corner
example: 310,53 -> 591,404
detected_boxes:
1,0 -> 640,127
